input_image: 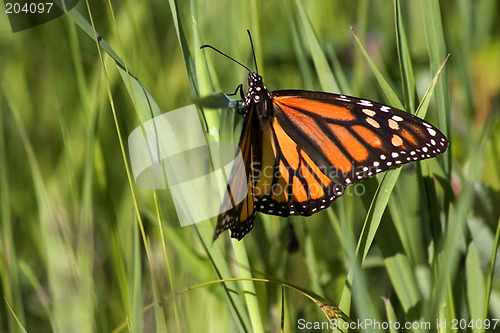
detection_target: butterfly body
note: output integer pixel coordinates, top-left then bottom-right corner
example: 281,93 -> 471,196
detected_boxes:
214,68 -> 448,241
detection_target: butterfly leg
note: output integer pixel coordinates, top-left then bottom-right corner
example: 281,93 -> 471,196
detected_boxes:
227,84 -> 244,99
227,84 -> 246,114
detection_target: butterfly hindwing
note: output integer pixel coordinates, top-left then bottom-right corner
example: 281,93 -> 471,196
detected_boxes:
214,106 -> 262,241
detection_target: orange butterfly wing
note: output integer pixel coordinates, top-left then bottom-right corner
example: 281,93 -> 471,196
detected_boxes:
214,105 -> 262,240
255,90 -> 447,219
214,80 -> 448,241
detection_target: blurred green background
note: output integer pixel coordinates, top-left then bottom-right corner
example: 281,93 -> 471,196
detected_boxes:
1,0 -> 499,332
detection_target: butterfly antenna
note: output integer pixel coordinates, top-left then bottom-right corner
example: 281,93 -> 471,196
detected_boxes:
200,44 -> 252,73
247,29 -> 258,74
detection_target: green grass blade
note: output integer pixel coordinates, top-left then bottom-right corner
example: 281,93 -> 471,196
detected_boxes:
0,91 -> 26,331
351,28 -> 404,110
415,55 -> 450,119
233,242 -> 265,333
339,170 -> 402,316
466,242 -> 486,333
131,218 -> 143,333
384,298 -> 398,333
283,0 -> 315,89
4,298 -> 28,333
350,0 -> 369,96
168,0 -> 199,95
53,0 -> 131,75
484,217 -> 500,324
294,0 -> 339,93
118,65 -> 161,125
394,0 -> 416,112
420,0 -> 451,176
377,222 -> 422,313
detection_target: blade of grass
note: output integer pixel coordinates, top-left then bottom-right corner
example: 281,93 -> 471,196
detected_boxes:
249,0 -> 263,78
394,0 -> 416,112
351,28 -> 403,109
326,44 -> 352,95
0,90 -> 26,331
193,0 -> 220,143
383,298 -> 398,333
414,55 -> 450,119
283,0 -> 314,90
71,102 -> 96,332
484,217 -> 500,324
4,297 -> 28,333
420,0 -> 451,176
53,0 -> 135,79
280,286 -> 285,332
18,260 -> 54,329
466,242 -> 486,333
377,219 -> 422,314
131,217 -> 143,333
168,0 -> 198,95
339,169 -> 402,314
348,246 -> 383,333
294,0 -> 340,93
232,242 -> 265,333
351,0 -> 369,96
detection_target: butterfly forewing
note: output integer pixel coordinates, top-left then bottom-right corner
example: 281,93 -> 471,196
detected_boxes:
272,90 -> 448,186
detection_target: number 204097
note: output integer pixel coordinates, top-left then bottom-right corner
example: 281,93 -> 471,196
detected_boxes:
5,2 -> 54,14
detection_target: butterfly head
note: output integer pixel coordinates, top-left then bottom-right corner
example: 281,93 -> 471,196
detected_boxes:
245,72 -> 273,119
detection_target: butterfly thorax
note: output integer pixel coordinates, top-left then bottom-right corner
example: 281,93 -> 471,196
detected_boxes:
245,72 -> 273,120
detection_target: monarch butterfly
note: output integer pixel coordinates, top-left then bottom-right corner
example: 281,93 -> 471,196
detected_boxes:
202,31 -> 448,241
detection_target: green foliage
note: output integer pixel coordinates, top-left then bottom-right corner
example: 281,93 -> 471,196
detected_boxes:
1,0 -> 499,332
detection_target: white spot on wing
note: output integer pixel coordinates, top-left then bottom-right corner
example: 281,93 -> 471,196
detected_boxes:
363,109 -> 376,117
337,95 -> 350,102
366,117 -> 380,128
358,100 -> 373,107
388,119 -> 399,130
